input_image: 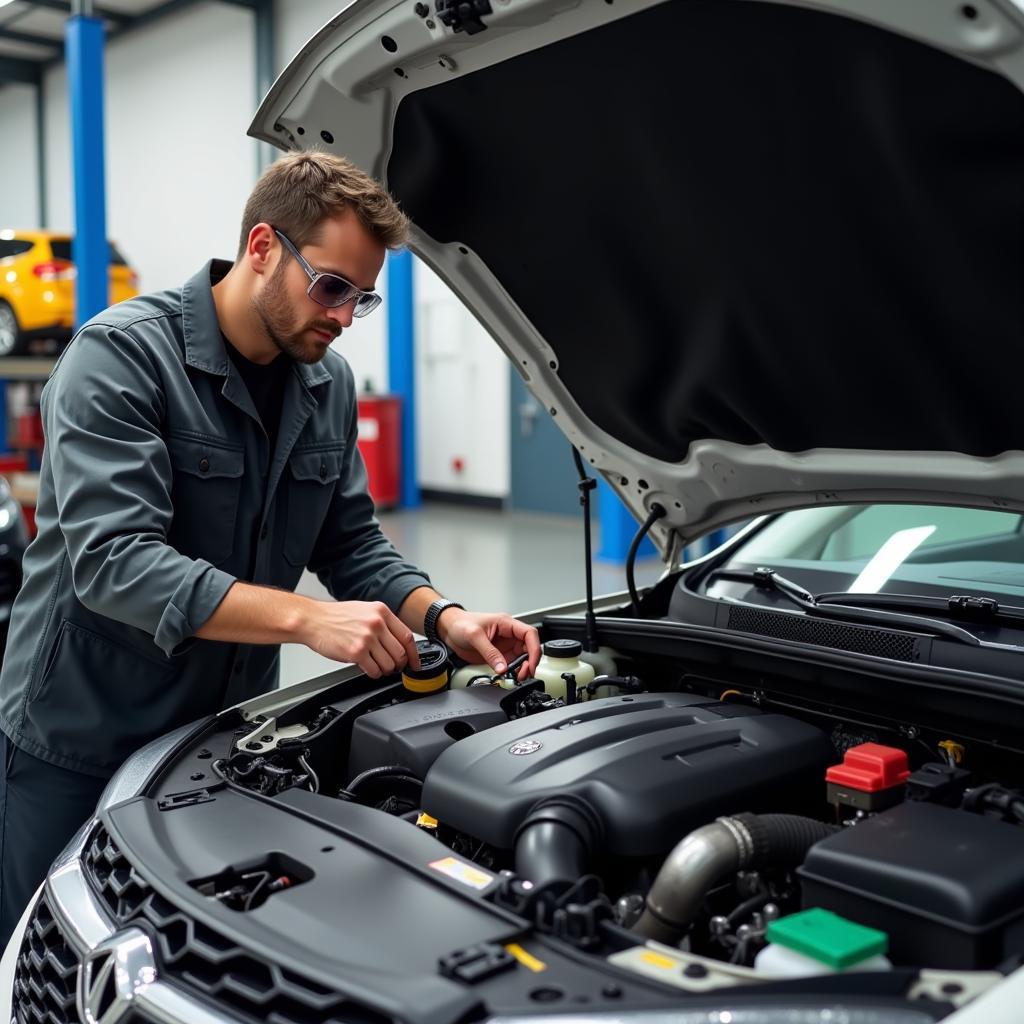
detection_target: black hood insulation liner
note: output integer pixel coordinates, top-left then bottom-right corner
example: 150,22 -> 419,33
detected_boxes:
390,0 -> 1024,463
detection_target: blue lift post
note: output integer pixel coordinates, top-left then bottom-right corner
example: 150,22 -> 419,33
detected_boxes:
387,249 -> 419,508
596,478 -> 657,562
66,7 -> 109,328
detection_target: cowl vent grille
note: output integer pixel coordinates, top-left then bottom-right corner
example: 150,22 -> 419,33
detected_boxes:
727,605 -> 919,662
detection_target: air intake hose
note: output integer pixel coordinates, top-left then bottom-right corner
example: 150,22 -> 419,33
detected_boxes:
514,796 -> 604,890
634,813 -> 838,945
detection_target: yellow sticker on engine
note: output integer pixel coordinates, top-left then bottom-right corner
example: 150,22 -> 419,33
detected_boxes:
641,951 -> 678,970
428,857 -> 494,891
505,943 -> 547,972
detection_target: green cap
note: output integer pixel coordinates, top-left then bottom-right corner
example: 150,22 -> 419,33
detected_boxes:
765,908 -> 888,970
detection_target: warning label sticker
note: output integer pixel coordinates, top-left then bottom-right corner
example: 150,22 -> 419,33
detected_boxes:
428,857 -> 494,891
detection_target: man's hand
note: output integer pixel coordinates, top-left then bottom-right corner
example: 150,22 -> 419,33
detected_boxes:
299,600 -> 421,679
436,610 -> 541,679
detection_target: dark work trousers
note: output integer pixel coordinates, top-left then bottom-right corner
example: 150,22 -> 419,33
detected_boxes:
0,730 -> 107,952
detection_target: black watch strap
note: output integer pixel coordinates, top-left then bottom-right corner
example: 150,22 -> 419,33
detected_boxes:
424,599 -> 464,645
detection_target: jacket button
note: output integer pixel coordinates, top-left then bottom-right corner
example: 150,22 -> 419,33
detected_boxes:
319,463 -> 327,480
199,457 -> 210,473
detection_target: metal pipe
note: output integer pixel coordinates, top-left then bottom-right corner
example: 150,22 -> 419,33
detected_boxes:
634,821 -> 743,945
634,813 -> 839,946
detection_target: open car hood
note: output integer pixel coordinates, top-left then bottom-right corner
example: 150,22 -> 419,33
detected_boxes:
251,0 -> 1024,556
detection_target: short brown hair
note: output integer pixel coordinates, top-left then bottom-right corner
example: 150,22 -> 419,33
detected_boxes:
237,151 -> 409,256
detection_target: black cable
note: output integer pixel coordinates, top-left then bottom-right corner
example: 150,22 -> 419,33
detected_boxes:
627,504 -> 667,616
342,765 -> 423,804
347,764 -> 417,790
585,675 -> 641,696
725,891 -> 770,928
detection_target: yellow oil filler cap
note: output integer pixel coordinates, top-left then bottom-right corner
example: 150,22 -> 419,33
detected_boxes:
402,640 -> 450,695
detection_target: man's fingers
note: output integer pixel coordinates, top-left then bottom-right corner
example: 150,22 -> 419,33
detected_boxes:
493,616 -> 541,674
377,625 -> 409,672
358,654 -> 382,679
466,626 -> 506,673
369,639 -> 398,676
381,605 -> 420,669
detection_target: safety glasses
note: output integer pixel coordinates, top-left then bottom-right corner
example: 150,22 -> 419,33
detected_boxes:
273,227 -> 382,317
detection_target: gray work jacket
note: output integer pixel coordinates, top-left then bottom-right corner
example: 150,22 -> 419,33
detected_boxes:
0,261 -> 430,778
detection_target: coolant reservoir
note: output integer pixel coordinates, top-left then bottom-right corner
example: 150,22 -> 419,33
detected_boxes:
534,639 -> 595,700
579,644 -> 618,680
754,909 -> 892,977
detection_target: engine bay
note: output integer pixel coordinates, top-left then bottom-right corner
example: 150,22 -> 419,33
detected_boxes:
204,632 -> 1024,998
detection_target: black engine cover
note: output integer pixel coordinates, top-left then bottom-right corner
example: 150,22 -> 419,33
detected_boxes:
422,693 -> 834,857
347,686 -> 508,780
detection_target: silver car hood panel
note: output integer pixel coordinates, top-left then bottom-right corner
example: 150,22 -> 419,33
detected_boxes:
251,0 -> 1024,553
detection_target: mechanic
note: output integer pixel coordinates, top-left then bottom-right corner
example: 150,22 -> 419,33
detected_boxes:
0,151 -> 541,948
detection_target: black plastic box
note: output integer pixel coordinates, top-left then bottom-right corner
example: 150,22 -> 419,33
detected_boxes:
347,686 -> 508,780
799,801 -> 1024,968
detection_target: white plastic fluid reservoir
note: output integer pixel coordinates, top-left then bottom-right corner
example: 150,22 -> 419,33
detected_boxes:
754,944 -> 892,978
534,639 -> 595,701
450,664 -> 499,689
754,907 -> 892,979
578,645 -> 618,680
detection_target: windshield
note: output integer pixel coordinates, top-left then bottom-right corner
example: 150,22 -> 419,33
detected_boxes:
716,505 -> 1024,600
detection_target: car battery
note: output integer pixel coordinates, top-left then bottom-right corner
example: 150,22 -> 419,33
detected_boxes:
799,801 -> 1024,968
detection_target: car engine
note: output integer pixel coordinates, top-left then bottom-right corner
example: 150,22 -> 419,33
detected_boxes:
216,646 -> 1024,978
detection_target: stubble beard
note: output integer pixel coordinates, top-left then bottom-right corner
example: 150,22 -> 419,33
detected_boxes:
253,260 -> 339,365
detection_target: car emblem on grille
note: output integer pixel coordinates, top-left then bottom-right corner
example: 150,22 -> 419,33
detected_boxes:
77,927 -> 157,1024
508,739 -> 542,755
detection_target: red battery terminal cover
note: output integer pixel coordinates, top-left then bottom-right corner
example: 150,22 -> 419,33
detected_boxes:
826,743 -> 910,792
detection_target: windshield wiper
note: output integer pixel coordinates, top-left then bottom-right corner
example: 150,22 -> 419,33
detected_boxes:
816,591 -> 1024,627
713,567 -> 984,647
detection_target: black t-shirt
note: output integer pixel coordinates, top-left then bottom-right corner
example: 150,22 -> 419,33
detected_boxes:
224,337 -> 289,454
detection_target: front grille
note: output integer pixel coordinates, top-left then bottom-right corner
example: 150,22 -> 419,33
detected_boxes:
83,825 -> 395,1024
13,891 -> 80,1024
85,822 -> 152,920
727,605 -> 919,662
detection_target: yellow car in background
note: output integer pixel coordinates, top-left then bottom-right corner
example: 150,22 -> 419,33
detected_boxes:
0,230 -> 139,357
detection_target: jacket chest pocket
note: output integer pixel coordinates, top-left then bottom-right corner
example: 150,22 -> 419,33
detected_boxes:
284,445 -> 345,567
167,435 -> 245,566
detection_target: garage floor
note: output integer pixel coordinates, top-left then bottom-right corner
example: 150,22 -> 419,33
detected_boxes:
281,503 -> 664,686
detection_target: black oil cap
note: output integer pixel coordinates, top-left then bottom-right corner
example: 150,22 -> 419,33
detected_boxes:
543,638 -> 582,659
404,640 -> 450,681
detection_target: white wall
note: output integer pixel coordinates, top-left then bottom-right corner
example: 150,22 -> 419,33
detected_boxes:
273,0 -> 343,77
0,84 -> 40,228
415,261 -> 510,498
43,2 -> 256,294
0,0 -> 512,500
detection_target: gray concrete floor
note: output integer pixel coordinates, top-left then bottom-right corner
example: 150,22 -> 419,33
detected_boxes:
280,504 -> 664,685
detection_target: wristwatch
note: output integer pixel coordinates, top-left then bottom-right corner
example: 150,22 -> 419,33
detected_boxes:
424,598 -> 464,645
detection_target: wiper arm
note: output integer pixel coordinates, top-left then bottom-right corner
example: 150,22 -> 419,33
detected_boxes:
714,567 -> 984,647
752,567 -> 816,607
